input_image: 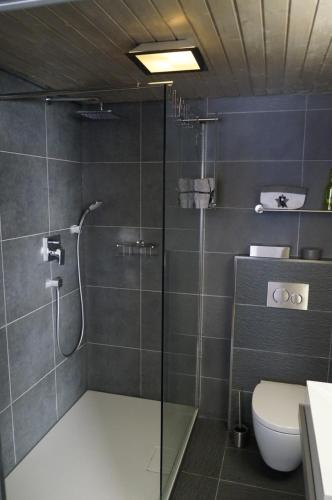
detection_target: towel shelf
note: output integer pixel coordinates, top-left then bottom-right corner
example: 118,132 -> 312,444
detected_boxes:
255,204 -> 332,214
116,240 -> 158,257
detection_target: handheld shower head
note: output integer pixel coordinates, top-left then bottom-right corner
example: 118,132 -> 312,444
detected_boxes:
88,200 -> 103,211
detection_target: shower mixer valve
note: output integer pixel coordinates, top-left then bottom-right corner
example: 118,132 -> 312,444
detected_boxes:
41,236 -> 65,265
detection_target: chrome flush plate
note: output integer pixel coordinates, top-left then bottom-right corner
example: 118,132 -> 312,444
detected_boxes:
267,282 -> 309,310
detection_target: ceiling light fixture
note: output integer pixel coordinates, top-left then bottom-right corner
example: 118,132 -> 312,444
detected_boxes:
128,40 -> 206,74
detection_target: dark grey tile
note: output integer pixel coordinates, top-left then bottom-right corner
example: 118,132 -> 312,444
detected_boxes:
51,229 -> 79,297
55,290 -> 82,362
232,348 -> 328,392
166,352 -> 197,376
86,287 -> 140,348
142,101 -> 164,162
85,226 -> 140,288
230,390 -> 253,428
203,296 -> 233,339
171,472 -> 218,500
165,292 -> 199,336
0,263 -> 4,329
165,207 -> 201,231
141,350 -> 161,401
235,257 -> 332,311
0,153 -> 48,239
0,330 -> 10,412
165,228 -> 199,252
305,110 -> 332,160
0,101 -> 46,156
205,209 -> 299,255
221,448 -> 304,494
299,213 -> 332,258
202,338 -> 230,380
81,102 -> 140,162
308,93 -> 332,109
141,229 -> 163,291
214,111 -> 304,161
207,161 -> 302,209
217,480 -> 304,500
204,253 -> 235,297
13,372 -> 57,463
142,163 -> 163,228
0,407 -> 15,476
56,346 -> 87,418
8,305 -> 54,400
235,305 -> 332,357
0,69 -> 38,93
142,291 -> 162,351
165,251 -> 199,294
3,234 -> 51,322
49,159 -> 82,231
182,418 -> 227,477
200,378 -> 229,420
88,344 -> 140,397
46,102 -> 81,162
208,95 -> 306,113
303,161 -> 331,209
83,163 -> 140,227
165,373 -> 196,406
165,333 -> 197,356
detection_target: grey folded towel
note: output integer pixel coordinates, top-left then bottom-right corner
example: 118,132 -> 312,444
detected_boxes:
178,178 -> 194,208
194,178 -> 215,208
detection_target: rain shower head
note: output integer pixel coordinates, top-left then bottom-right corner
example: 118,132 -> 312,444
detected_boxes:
88,200 -> 103,211
76,102 -> 119,120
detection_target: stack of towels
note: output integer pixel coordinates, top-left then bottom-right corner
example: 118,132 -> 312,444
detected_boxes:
178,177 -> 216,208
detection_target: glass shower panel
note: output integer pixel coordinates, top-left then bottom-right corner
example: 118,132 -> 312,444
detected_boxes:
161,89 -> 202,498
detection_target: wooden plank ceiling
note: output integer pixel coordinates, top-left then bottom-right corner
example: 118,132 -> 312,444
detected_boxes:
0,0 -> 331,100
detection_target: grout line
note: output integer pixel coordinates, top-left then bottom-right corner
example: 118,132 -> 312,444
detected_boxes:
234,345 -> 330,360
0,216 -> 17,464
296,94 -> 308,256
1,226 -> 73,243
88,341 -> 161,354
0,148 -> 81,164
139,100 -> 143,398
220,479 -> 305,497
0,404 -> 11,416
214,431 -> 228,500
236,301 -> 332,314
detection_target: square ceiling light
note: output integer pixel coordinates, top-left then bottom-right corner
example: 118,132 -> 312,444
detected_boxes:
128,40 -> 206,74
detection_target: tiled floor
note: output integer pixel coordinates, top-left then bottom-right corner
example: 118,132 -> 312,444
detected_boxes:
171,418 -> 305,500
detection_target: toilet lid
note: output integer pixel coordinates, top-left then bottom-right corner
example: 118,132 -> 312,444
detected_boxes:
252,381 -> 307,434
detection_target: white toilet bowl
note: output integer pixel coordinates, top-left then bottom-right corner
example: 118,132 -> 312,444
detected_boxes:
252,381 -> 307,472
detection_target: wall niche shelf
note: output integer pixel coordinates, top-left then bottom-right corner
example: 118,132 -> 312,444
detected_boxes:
255,204 -> 332,215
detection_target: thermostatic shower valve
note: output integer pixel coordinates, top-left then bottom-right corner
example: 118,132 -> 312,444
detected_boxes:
41,236 -> 65,265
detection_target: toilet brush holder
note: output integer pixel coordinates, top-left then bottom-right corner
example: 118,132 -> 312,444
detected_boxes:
233,424 -> 249,449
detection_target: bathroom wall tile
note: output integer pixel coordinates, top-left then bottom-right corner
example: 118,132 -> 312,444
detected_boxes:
0,266 -> 5,329
0,101 -> 46,156
298,213 -> 332,258
182,418 -> 228,478
232,348 -> 328,392
54,290 -> 82,363
8,304 -> 54,400
0,329 -> 10,413
141,163 -> 163,228
46,102 -> 81,162
165,373 -> 196,406
165,228 -> 200,252
208,94 -> 306,114
0,69 -> 38,93
235,305 -> 332,357
81,102 -> 140,162
141,291 -> 162,351
3,234 -> 51,322
208,161 -> 302,209
172,472 -> 218,500
86,287 -> 140,348
141,101 -> 164,162
204,253 -> 235,297
88,344 -> 140,397
303,161 -> 331,209
0,153 -> 48,239
141,350 -> 161,401
221,448 -> 304,494
305,110 -> 332,160
203,296 -> 233,339
13,372 -> 57,463
307,93 -> 332,109
0,407 -> 15,476
230,389 -> 253,427
85,226 -> 140,288
217,481 -> 304,500
235,257 -> 332,311
205,210 -> 299,255
164,292 -> 199,336
165,207 -> 201,230
164,251 -> 199,294
51,229 -> 78,297
56,346 -> 87,418
141,229 -> 163,291
202,338 -> 230,380
165,333 -> 197,356
214,111 -> 304,161
83,163 -> 140,227
165,351 -> 197,376
200,377 -> 229,420
49,159 -> 82,231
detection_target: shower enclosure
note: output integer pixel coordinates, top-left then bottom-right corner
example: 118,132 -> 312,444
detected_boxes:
0,78 -> 206,499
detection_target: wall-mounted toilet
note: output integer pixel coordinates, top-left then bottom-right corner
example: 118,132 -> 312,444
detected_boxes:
252,380 -> 307,472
